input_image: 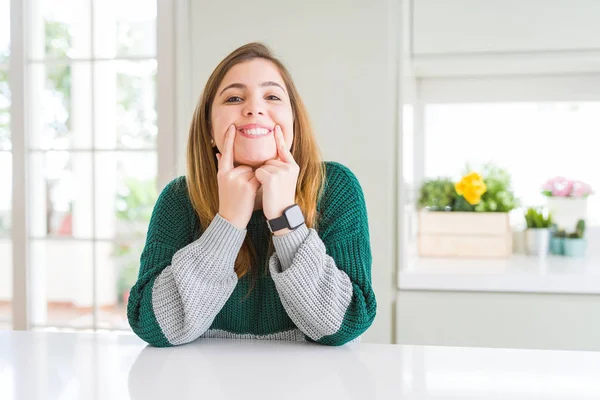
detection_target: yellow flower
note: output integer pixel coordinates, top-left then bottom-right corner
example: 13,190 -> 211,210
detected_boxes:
455,172 -> 487,205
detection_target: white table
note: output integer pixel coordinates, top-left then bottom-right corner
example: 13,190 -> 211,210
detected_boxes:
400,254 -> 600,294
1,331 -> 600,399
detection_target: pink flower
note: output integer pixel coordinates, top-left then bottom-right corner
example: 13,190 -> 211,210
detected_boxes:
541,177 -> 593,197
542,180 -> 555,192
553,180 -> 573,197
572,181 -> 593,197
542,176 -> 570,196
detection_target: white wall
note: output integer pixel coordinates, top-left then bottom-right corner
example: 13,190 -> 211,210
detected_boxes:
173,0 -> 403,344
411,0 -> 600,77
413,0 -> 600,55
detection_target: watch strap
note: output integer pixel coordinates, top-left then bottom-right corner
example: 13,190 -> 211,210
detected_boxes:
267,214 -> 289,233
267,204 -> 304,233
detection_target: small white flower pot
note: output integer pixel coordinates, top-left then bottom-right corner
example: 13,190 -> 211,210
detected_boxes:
525,228 -> 551,256
546,197 -> 587,231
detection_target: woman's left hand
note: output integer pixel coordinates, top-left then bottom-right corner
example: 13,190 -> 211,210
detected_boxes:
255,125 -> 300,223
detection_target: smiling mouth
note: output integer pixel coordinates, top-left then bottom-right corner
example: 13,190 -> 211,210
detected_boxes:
238,127 -> 272,138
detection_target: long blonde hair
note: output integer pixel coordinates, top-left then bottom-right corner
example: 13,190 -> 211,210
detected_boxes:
186,42 -> 325,281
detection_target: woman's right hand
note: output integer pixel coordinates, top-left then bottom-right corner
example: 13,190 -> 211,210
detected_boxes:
216,124 -> 261,230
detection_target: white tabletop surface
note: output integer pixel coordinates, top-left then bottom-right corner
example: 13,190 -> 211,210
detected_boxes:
399,255 -> 600,294
2,330 -> 600,399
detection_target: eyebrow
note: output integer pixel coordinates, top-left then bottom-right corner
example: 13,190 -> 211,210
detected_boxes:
219,81 -> 286,96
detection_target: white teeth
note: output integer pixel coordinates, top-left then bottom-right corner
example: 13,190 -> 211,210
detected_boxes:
244,128 -> 269,136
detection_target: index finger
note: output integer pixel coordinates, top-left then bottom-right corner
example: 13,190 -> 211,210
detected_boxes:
275,125 -> 294,163
219,124 -> 236,172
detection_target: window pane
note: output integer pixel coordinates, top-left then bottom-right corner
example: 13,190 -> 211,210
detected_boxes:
94,60 -> 157,149
0,67 -> 10,150
96,240 -> 144,330
30,239 -> 93,328
0,152 -> 11,235
424,102 -> 600,226
30,0 -> 91,60
0,152 -> 11,329
95,151 -> 157,240
0,0 -> 8,63
30,63 -> 93,150
0,0 -> 8,327
29,152 -> 94,238
93,0 -> 156,58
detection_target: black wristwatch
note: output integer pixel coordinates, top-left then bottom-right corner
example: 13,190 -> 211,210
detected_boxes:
266,204 -> 305,233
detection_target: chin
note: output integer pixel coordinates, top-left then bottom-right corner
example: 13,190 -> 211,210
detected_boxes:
237,159 -> 265,169
236,152 -> 277,168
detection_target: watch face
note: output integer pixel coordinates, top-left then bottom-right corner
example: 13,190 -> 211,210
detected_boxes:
285,205 -> 305,228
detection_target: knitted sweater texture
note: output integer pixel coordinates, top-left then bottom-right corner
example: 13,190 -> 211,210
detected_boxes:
127,161 -> 376,347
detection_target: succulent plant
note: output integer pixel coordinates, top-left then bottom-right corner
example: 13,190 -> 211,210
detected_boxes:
567,219 -> 586,239
525,207 -> 553,229
553,228 -> 567,238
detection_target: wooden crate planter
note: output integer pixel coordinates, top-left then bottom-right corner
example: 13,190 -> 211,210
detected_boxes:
418,211 -> 512,258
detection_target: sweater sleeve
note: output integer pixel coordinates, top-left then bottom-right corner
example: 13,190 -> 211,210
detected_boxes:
127,178 -> 245,347
268,163 -> 377,346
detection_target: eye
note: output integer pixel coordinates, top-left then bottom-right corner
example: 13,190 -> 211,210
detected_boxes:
225,96 -> 242,103
266,95 -> 281,101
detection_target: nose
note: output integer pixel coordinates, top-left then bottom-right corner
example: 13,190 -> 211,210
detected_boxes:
242,97 -> 265,116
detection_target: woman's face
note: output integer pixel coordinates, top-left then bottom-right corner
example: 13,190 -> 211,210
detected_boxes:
211,59 -> 294,168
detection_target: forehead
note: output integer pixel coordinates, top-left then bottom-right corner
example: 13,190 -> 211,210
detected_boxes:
220,59 -> 285,88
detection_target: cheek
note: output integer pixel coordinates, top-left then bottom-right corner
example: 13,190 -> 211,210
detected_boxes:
211,107 -> 234,145
283,126 -> 294,149
274,108 -> 294,147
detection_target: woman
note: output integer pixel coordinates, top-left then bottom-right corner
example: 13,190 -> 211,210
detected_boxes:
127,42 -> 376,347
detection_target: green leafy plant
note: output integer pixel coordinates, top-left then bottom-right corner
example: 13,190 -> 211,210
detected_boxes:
116,177 -> 157,223
525,207 -> 553,229
114,177 -> 158,303
553,228 -> 567,238
473,163 -> 519,212
418,163 -> 519,213
113,242 -> 145,305
418,178 -> 457,211
567,219 -> 586,239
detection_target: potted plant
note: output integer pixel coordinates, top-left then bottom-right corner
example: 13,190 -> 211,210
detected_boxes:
473,163 -> 519,213
418,178 -> 457,211
550,227 -> 566,255
524,207 -> 553,256
417,163 -> 518,258
564,219 -> 587,257
542,177 -> 592,230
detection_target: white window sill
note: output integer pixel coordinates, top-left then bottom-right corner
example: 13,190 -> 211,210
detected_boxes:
399,255 -> 600,295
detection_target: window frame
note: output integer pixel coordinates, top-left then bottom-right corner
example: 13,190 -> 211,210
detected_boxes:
9,0 -> 175,331
401,74 -> 600,274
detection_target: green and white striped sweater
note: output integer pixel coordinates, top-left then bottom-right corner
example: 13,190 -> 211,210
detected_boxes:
127,161 -> 376,347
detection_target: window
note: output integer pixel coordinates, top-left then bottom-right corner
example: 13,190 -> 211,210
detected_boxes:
6,0 -> 159,331
0,0 -> 12,329
0,0 -> 11,330
423,102 -> 599,226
